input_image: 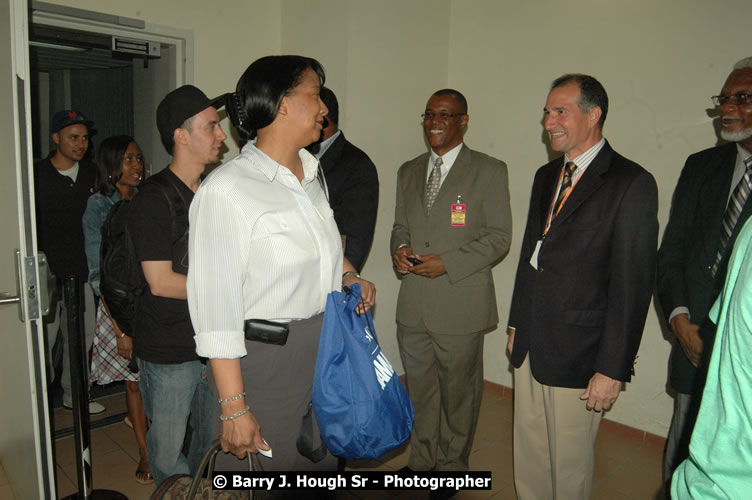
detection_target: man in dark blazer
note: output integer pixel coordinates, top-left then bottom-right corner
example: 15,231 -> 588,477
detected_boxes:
309,87 -> 379,272
507,74 -> 658,499
391,89 -> 512,488
657,58 -> 752,492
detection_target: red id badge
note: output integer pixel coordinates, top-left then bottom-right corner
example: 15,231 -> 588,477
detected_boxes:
451,204 -> 466,226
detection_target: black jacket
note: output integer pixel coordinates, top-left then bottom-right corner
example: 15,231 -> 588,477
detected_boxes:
34,156 -> 95,282
509,142 -> 658,388
657,142 -> 744,394
320,132 -> 379,272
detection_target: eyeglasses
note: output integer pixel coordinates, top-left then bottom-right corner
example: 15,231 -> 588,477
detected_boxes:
421,112 -> 465,121
711,93 -> 752,107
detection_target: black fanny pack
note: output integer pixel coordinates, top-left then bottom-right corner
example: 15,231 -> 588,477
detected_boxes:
243,319 -> 289,346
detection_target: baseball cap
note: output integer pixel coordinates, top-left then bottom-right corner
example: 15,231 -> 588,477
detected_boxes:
156,85 -> 226,153
51,110 -> 94,133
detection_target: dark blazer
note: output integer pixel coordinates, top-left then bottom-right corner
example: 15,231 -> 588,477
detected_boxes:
657,142 -> 745,394
390,144 -> 512,334
320,132 -> 379,272
509,141 -> 658,388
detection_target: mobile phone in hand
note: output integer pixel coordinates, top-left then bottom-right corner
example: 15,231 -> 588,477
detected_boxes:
407,256 -> 423,265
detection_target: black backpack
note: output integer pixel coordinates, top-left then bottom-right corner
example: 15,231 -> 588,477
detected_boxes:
99,172 -> 189,336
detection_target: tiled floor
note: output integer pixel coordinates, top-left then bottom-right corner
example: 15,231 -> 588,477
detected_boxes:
14,386 -> 666,499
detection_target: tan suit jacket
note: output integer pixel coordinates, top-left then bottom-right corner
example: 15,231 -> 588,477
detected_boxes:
390,144 -> 512,334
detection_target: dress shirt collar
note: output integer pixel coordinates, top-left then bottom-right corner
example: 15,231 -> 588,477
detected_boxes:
727,143 -> 752,201
737,143 -> 752,164
428,142 -> 464,179
564,137 -> 606,170
242,142 -> 321,184
314,129 -> 341,160
562,138 -> 606,183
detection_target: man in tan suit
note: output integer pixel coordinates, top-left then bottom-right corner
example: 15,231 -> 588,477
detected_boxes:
390,89 -> 512,494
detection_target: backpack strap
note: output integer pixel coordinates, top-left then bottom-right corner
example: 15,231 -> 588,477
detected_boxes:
146,173 -> 189,246
143,172 -> 191,273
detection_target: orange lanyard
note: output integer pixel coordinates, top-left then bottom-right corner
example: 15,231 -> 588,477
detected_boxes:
543,163 -> 582,236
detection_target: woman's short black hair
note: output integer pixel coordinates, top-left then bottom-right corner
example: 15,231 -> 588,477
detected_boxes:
95,135 -> 137,195
231,55 -> 325,140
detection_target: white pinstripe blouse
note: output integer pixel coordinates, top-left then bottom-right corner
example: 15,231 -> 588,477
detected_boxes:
187,143 -> 343,359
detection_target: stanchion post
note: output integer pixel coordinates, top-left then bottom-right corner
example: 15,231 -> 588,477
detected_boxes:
63,276 -> 92,498
62,277 -> 127,499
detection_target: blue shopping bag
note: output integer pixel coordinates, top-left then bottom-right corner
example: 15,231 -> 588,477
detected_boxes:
312,283 -> 414,460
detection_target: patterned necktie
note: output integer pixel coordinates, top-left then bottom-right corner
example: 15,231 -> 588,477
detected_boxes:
553,161 -> 576,217
711,155 -> 752,277
424,156 -> 443,214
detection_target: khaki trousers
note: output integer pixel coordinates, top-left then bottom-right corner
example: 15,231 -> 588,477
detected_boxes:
397,322 -> 484,471
513,356 -> 602,500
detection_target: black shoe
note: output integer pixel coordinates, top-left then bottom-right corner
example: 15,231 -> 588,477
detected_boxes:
399,466 -> 414,472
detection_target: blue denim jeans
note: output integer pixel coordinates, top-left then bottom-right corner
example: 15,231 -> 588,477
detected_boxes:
138,358 -> 215,486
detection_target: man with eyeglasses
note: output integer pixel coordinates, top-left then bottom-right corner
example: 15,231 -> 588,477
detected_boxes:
390,89 -> 511,497
658,56 -> 752,495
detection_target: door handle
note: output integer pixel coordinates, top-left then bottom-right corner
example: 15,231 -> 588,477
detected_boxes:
1,249 -> 25,321
0,292 -> 21,305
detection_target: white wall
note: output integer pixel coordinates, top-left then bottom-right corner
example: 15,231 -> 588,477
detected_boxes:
446,0 -> 749,436
45,0 -> 751,437
133,44 -> 175,174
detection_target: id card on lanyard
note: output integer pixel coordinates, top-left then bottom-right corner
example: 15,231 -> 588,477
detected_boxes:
451,195 -> 466,226
530,164 -> 581,270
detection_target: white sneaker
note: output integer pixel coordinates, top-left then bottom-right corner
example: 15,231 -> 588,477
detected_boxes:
63,401 -> 106,415
88,401 -> 105,415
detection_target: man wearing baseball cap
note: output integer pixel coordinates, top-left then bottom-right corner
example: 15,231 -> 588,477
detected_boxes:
126,85 -> 226,486
35,110 -> 105,415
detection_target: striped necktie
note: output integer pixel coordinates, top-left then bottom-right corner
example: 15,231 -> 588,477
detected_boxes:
552,161 -> 576,217
424,156 -> 443,215
711,155 -> 752,277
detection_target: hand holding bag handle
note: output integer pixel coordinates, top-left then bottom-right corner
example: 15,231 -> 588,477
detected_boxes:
185,438 -> 263,499
296,286 -> 370,463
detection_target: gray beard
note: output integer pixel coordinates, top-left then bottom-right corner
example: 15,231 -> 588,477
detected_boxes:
721,127 -> 752,143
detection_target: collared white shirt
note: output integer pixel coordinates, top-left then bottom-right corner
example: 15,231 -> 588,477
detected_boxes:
314,129 -> 342,160
187,143 -> 343,359
427,143 -> 464,188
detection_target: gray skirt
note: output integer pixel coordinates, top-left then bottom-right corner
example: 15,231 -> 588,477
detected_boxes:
213,313 -> 336,472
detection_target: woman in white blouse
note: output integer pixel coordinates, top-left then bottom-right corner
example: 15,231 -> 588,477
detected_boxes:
187,55 -> 375,474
